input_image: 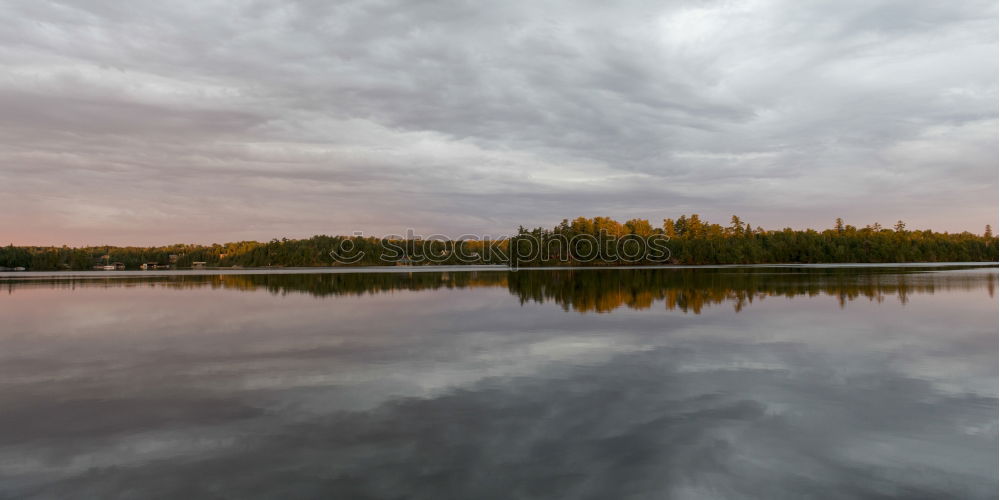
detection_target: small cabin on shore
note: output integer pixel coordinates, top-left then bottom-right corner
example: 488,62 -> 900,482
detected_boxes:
93,263 -> 125,271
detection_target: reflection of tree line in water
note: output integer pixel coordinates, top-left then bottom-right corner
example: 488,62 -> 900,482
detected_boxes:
5,266 -> 995,314
505,268 -> 997,313
0,272 -> 505,296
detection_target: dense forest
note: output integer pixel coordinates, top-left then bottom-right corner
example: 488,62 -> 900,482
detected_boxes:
1,216 -> 996,270
509,216 -> 998,266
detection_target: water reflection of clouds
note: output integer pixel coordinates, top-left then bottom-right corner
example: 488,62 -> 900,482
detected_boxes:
0,268 -> 995,498
8,344 -> 994,499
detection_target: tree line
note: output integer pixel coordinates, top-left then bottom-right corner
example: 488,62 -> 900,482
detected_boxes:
1,216 -> 996,270
511,216 -> 997,265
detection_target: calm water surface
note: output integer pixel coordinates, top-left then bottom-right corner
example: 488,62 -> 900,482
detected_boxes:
0,265 -> 997,499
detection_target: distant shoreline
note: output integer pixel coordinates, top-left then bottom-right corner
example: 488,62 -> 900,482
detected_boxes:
4,216 -> 996,270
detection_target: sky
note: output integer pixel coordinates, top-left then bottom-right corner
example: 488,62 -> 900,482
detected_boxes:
0,0 -> 997,246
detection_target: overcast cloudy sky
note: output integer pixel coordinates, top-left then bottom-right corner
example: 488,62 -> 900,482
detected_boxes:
0,0 -> 996,245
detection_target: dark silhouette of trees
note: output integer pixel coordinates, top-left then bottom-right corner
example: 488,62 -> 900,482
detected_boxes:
2,215 -> 997,270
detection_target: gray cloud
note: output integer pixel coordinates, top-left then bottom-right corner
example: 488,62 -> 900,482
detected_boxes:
0,0 -> 996,244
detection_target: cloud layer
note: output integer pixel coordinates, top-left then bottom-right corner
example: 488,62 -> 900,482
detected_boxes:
0,0 -> 996,244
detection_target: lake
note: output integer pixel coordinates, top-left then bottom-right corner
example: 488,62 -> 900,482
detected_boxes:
0,264 -> 996,499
